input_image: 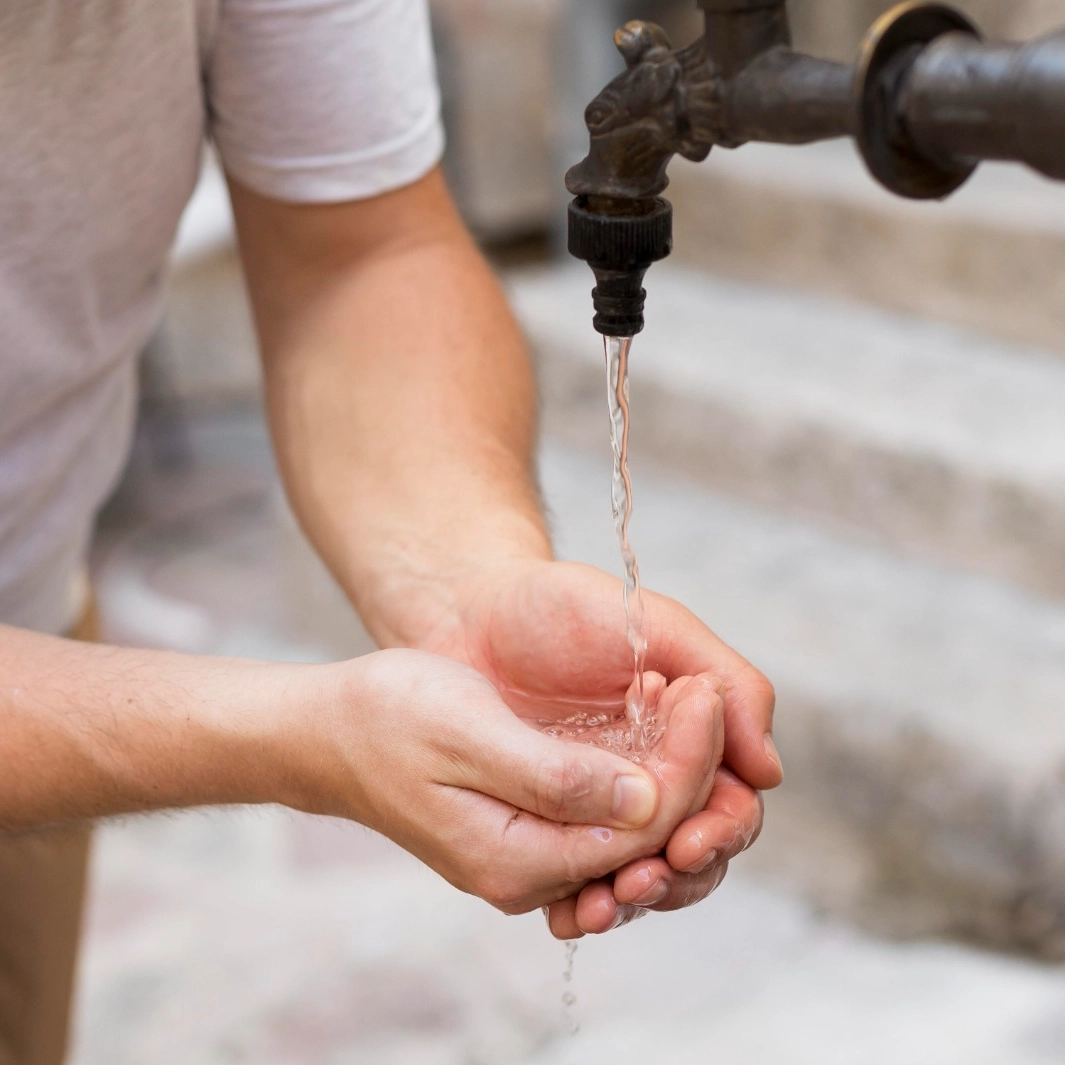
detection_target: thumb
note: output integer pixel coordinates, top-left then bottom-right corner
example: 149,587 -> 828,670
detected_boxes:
454,714 -> 660,830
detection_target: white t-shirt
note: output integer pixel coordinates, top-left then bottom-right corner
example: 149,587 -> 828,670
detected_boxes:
0,0 -> 444,634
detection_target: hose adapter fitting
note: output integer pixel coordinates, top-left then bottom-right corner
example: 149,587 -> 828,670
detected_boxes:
568,197 -> 673,337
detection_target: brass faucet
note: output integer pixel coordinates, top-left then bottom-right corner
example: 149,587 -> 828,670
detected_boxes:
566,0 -> 1065,336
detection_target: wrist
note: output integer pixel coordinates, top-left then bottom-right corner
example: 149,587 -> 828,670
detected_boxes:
147,657 -> 312,813
346,513 -> 553,652
232,659 -> 349,814
257,653 -> 407,824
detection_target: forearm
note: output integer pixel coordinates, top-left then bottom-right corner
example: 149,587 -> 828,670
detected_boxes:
0,625 -> 299,830
231,171 -> 553,649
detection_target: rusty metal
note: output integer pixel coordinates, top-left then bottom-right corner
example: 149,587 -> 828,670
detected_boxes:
567,0 -> 1065,335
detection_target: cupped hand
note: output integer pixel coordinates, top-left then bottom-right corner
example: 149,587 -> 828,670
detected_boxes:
290,648 -> 724,915
419,559 -> 780,919
545,767 -> 764,938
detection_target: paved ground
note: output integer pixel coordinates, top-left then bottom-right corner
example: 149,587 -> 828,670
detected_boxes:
70,804 -> 1065,1065
73,405 -> 1065,1063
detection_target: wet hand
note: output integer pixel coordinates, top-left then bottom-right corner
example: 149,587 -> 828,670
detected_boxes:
423,560 -> 779,784
545,766 -> 763,938
419,558 -> 779,920
290,648 -> 722,915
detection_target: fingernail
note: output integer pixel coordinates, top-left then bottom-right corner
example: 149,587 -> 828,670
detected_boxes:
764,734 -> 782,771
684,847 -> 719,875
612,774 -> 657,828
633,880 -> 669,907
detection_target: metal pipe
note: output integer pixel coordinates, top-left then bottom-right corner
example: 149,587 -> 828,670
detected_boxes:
727,50 -> 853,144
902,30 -> 1065,181
701,3 -> 791,78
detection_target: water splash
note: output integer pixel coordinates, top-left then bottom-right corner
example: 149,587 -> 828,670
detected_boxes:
538,709 -> 659,765
604,335 -> 652,753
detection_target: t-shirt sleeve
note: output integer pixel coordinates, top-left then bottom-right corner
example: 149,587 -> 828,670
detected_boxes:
206,0 -> 445,203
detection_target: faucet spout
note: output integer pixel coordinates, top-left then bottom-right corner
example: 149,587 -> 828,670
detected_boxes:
563,19 -> 711,337
567,196 -> 673,337
565,0 -> 1065,336
564,2 -> 853,334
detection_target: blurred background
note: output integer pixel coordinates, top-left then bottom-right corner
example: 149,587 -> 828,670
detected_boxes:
75,1 -> 1065,1062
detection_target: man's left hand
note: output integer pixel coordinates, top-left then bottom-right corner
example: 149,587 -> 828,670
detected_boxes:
419,558 -> 781,935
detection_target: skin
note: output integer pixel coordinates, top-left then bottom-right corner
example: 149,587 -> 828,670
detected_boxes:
0,165 -> 779,929
0,626 -> 724,914
228,166 -> 780,932
415,559 -> 774,933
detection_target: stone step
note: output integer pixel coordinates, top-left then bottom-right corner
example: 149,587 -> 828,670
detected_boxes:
666,141 -> 1065,358
538,440 -> 1065,958
507,262 -> 1065,601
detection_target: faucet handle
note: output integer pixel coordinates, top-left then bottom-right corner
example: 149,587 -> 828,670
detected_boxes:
614,21 -> 674,69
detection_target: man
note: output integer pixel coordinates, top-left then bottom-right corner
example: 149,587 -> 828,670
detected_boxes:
0,2 -> 781,1063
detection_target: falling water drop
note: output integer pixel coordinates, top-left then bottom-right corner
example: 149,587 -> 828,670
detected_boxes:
562,939 -> 580,1036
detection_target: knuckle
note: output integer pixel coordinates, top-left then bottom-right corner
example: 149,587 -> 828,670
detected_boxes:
721,791 -> 764,857
733,662 -> 776,719
750,671 -> 777,715
477,870 -> 532,914
708,688 -> 726,717
744,793 -> 766,850
559,841 -> 601,887
699,674 -> 727,707
537,756 -> 594,820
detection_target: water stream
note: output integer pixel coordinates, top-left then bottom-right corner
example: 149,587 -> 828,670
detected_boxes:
536,335 -> 661,763
604,335 -> 653,754
551,335 -> 661,1055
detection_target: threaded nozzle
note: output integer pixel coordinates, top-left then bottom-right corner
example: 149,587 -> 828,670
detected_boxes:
567,197 -> 673,337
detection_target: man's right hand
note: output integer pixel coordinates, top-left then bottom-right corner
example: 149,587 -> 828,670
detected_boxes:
285,650 -> 726,914
0,624 -> 723,916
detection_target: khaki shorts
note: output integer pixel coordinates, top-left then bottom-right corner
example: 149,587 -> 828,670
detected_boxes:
0,605 -> 97,1065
